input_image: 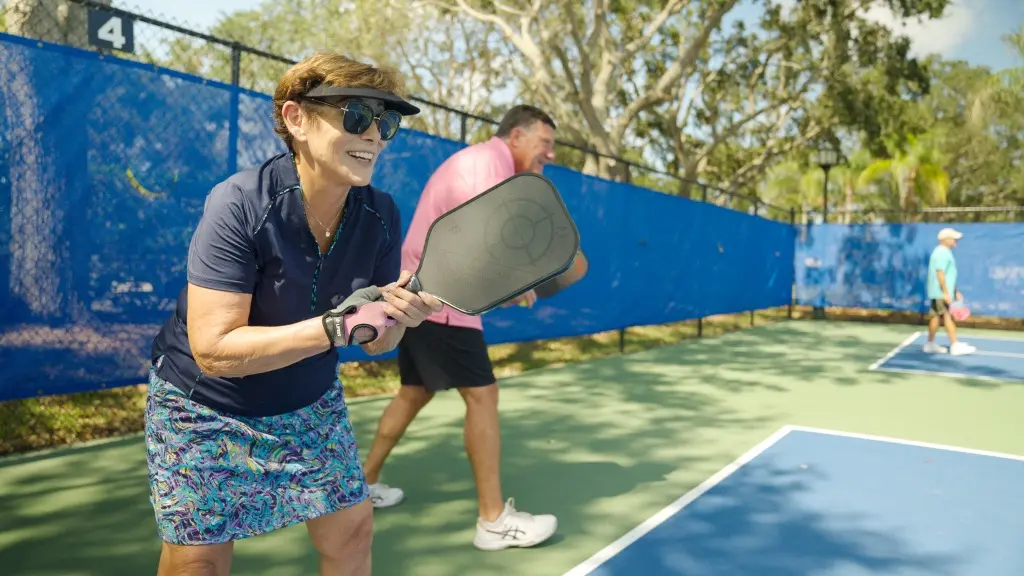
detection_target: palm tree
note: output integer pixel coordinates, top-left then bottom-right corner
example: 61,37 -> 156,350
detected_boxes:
759,160 -> 819,223
857,133 -> 950,219
760,152 -> 880,224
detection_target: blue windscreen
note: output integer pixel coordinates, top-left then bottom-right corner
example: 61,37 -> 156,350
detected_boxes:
795,223 -> 1024,318
0,33 -> 794,401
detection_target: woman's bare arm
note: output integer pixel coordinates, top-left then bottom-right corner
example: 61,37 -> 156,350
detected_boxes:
186,283 -> 332,378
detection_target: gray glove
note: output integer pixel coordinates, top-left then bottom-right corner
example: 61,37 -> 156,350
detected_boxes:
321,286 -> 396,347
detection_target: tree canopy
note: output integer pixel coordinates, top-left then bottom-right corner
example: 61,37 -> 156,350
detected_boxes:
23,0 -> 1018,219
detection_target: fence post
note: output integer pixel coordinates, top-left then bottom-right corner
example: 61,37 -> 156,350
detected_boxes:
227,43 -> 242,175
751,199 -> 760,326
697,186 -> 708,337
788,207 -> 796,320
618,164 -> 632,353
459,113 -> 468,143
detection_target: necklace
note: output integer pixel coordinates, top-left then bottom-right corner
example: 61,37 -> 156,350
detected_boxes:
303,194 -> 345,238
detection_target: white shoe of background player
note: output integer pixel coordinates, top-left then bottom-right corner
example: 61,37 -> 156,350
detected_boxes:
949,342 -> 976,356
368,482 -> 404,508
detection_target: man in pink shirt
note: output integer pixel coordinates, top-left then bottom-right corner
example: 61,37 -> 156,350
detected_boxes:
361,105 -> 559,551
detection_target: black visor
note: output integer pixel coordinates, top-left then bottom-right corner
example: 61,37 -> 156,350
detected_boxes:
303,85 -> 421,116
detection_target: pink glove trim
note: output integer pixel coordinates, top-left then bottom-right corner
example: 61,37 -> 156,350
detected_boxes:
342,301 -> 396,345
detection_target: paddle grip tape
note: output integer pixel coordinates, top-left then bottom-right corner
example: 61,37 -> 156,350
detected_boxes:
405,275 -> 422,293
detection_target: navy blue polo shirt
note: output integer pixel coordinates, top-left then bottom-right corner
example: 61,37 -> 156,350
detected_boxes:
151,152 -> 402,417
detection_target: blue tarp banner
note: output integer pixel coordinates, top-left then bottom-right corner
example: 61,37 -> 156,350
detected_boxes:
795,223 -> 1024,318
0,34 -> 793,401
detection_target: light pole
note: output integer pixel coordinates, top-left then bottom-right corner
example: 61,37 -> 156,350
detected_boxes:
815,144 -> 840,224
812,144 -> 840,320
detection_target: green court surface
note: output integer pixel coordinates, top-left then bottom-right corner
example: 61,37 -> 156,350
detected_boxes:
2,320 -> 1023,576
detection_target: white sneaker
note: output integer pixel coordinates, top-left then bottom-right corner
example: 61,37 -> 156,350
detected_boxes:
923,342 -> 948,354
368,483 -> 404,508
949,342 -> 977,356
473,498 -> 557,551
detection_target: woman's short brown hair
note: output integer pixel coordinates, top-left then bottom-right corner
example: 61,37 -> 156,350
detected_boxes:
272,51 -> 407,150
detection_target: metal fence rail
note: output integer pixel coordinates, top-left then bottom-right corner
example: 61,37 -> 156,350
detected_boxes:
2,0 -> 787,221
806,206 -> 1024,224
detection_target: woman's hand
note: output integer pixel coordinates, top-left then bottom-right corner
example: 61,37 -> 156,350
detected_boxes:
379,270 -> 443,328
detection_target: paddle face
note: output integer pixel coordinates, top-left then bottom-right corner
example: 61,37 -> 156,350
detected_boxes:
533,248 -> 589,299
408,173 -> 580,315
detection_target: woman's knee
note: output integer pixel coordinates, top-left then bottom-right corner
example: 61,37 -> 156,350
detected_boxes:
307,500 -> 374,562
159,542 -> 232,576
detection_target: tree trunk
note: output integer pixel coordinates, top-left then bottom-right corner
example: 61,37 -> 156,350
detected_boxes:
844,178 -> 854,224
904,167 -> 918,221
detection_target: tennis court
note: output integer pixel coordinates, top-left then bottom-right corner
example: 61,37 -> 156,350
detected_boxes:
3,319 -> 1023,575
870,331 -> 1024,383
566,426 -> 1024,575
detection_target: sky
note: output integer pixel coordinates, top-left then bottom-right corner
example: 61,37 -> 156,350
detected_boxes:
119,0 -> 1023,72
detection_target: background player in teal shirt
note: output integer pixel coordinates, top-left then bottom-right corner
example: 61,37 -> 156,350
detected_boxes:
924,228 -> 976,355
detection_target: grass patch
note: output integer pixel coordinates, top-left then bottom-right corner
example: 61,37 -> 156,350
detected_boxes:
0,310 -> 785,456
8,303 -> 1017,457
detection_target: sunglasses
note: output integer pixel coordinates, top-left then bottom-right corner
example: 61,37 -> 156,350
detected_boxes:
306,97 -> 403,141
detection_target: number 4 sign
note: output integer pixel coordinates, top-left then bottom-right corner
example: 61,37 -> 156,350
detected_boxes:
87,8 -> 135,53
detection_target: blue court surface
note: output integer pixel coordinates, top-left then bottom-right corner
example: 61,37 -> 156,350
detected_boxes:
563,426 -> 1024,576
869,331 -> 1024,383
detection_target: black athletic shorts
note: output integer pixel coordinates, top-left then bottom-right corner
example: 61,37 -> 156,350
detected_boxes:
398,320 -> 496,392
928,298 -> 950,319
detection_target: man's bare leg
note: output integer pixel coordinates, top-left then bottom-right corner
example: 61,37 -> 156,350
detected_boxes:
943,313 -> 958,345
363,385 -> 434,486
459,382 -> 558,551
928,313 -> 940,343
458,383 -> 504,521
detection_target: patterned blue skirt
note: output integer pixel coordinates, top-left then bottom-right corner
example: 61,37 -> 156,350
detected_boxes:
144,357 -> 369,545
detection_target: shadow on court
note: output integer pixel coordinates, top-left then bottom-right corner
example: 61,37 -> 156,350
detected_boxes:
606,457 -> 962,575
0,320 -> 1019,575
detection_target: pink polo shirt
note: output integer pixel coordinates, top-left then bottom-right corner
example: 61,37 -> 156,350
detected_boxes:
401,136 -> 516,331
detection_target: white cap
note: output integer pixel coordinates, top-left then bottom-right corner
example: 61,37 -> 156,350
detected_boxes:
938,228 -> 963,240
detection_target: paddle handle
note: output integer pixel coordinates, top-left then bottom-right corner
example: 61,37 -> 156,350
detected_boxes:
405,275 -> 422,294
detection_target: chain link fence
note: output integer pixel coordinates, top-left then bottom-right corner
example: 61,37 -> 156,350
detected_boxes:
819,206 -> 1024,224
0,0 -> 791,456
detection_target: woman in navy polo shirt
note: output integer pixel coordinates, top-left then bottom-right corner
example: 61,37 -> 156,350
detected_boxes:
145,51 -> 442,575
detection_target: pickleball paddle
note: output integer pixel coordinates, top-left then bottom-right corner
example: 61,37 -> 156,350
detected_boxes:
950,301 -> 971,321
404,172 -> 581,315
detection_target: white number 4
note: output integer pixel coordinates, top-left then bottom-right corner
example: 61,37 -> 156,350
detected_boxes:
97,16 -> 127,50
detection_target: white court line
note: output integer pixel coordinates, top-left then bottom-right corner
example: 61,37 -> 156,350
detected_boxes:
786,425 -> 1024,463
868,332 -> 1024,383
562,425 -> 1024,576
561,426 -> 795,576
973,350 -> 1024,359
868,331 -> 922,371
945,333 -> 1024,343
869,364 -> 1024,383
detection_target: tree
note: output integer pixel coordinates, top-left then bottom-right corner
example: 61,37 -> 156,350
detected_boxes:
424,0 -> 949,189
890,26 -> 1024,212
858,132 -> 950,217
645,0 -> 944,196
758,161 -> 821,223
154,0 -> 514,142
421,0 -> 738,180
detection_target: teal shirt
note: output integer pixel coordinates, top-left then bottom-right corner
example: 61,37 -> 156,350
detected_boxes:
927,245 -> 957,300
